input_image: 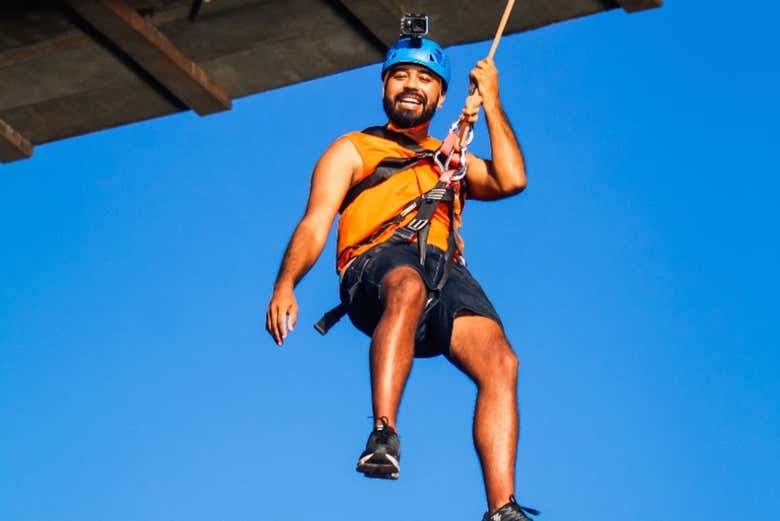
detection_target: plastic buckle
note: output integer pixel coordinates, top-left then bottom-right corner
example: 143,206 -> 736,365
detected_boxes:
394,227 -> 416,241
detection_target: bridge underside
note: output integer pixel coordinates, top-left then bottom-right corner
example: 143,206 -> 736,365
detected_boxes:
0,0 -> 661,162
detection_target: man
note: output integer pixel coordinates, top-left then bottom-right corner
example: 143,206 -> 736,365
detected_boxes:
266,35 -> 537,521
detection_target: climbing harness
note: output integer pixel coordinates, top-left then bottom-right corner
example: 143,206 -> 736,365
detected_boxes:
314,1 -> 517,335
314,125 -> 465,335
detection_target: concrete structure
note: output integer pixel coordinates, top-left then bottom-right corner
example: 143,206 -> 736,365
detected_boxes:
0,0 -> 661,163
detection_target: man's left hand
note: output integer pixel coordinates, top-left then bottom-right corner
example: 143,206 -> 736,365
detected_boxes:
460,58 -> 501,125
469,58 -> 501,110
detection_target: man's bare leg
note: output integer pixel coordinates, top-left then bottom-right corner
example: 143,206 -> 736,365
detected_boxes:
450,314 -> 519,512
356,266 -> 427,478
369,266 -> 427,430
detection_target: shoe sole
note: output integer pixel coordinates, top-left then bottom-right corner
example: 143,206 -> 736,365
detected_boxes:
356,452 -> 400,480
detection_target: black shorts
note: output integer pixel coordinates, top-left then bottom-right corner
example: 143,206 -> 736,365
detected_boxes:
339,242 -> 503,358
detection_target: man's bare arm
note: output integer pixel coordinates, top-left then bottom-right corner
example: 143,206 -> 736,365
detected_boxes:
461,58 -> 527,201
265,137 -> 360,346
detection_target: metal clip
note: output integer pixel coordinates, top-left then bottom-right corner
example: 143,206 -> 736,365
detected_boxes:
453,121 -> 474,148
449,150 -> 468,181
394,227 -> 416,241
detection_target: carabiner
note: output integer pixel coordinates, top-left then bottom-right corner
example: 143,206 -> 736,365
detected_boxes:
449,150 -> 468,181
458,124 -> 474,148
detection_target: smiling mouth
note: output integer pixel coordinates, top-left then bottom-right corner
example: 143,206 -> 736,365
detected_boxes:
396,93 -> 425,108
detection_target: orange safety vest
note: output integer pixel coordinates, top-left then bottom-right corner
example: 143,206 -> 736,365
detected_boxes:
336,127 -> 466,272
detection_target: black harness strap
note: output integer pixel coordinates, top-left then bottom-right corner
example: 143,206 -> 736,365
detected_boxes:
340,188 -> 455,264
340,154 -> 431,213
391,180 -> 451,266
314,302 -> 349,335
339,126 -> 436,213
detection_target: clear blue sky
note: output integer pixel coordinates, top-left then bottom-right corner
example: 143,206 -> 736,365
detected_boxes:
1,3 -> 778,520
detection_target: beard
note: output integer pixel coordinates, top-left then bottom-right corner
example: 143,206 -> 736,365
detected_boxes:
383,90 -> 439,129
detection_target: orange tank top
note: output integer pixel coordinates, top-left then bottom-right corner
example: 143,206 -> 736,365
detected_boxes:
336,128 -> 465,272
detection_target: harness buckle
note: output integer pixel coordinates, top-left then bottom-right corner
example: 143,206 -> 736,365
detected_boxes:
393,227 -> 417,241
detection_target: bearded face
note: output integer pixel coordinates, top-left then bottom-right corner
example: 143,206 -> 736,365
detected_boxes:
383,90 -> 439,128
382,65 -> 445,129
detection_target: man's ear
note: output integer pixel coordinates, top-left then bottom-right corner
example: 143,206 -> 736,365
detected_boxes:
437,88 -> 447,109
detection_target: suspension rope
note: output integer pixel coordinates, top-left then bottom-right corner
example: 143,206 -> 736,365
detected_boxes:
456,0 -> 517,149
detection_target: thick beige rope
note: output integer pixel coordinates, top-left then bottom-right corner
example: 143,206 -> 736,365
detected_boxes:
458,0 -> 517,148
488,0 -> 516,60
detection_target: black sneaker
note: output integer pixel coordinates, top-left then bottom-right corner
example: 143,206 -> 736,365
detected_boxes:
481,496 -> 540,521
355,417 -> 401,479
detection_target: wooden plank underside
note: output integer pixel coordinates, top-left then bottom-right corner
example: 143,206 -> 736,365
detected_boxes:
0,118 -> 33,163
618,0 -> 663,13
332,0 -> 401,49
65,0 -> 231,115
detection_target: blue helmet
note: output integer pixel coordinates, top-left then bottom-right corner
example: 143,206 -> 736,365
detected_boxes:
381,37 -> 451,91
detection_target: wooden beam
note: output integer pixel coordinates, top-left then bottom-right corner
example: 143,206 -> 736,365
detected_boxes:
330,0 -> 399,50
0,119 -> 33,163
618,0 -> 663,14
66,0 -> 231,115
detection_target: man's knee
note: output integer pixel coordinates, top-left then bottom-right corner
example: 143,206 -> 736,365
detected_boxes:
475,343 -> 518,390
380,266 -> 427,309
476,329 -> 518,374
497,346 -> 519,379
451,316 -> 519,384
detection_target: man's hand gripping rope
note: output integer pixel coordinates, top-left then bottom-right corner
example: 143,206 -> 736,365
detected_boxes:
434,57 -> 501,184
436,0 -> 513,186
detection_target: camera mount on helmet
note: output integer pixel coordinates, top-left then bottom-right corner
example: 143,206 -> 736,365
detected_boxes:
400,13 -> 429,45
382,13 -> 450,90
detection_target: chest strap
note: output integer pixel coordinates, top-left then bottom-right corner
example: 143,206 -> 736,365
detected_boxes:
340,126 -> 437,214
340,154 -> 433,213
